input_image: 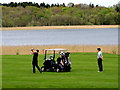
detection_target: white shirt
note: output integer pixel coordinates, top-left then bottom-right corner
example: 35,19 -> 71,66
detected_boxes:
97,51 -> 103,59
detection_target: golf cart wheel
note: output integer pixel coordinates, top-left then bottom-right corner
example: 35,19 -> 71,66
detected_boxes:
41,66 -> 45,71
67,69 -> 70,72
65,67 -> 71,72
56,68 -> 60,72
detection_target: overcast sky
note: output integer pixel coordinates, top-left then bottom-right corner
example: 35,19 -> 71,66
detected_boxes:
0,0 -> 119,7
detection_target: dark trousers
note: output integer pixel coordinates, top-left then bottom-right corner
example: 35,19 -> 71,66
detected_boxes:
32,61 -> 41,73
98,58 -> 103,71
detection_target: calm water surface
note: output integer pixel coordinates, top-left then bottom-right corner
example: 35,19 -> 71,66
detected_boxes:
1,28 -> 118,46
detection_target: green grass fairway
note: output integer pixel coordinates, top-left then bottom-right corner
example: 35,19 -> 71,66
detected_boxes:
2,53 -> 118,88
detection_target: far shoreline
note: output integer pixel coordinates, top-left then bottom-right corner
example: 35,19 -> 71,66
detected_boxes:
1,25 -> 119,30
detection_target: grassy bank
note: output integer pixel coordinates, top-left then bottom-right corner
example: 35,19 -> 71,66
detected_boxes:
2,52 -> 118,88
1,45 -> 118,55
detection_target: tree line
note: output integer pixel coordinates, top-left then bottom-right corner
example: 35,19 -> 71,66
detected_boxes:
1,2 -> 66,8
1,2 -> 101,8
1,2 -> 120,27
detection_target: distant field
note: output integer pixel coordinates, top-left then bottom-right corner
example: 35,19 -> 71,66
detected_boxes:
2,53 -> 118,88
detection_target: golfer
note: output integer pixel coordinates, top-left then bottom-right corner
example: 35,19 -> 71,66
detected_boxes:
31,48 -> 42,74
97,48 -> 103,72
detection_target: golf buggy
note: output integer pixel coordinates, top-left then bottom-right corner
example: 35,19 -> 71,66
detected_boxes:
41,49 -> 71,72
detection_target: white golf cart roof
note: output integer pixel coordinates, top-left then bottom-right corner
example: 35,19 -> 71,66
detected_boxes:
45,49 -> 67,51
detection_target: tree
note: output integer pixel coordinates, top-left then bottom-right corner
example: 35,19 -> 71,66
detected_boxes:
96,5 -> 99,7
56,3 -> 60,7
46,4 -> 50,8
61,3 -> 66,7
40,2 -> 46,8
51,4 -> 54,7
89,3 -> 94,8
68,3 -> 74,7
51,7 -> 62,15
114,1 -> 120,12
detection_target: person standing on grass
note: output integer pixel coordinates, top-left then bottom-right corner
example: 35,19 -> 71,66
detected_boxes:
31,48 -> 42,74
97,48 -> 103,72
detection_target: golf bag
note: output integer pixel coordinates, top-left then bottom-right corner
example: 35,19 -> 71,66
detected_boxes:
56,52 -> 71,72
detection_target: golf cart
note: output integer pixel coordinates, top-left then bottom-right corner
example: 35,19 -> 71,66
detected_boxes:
41,49 -> 71,72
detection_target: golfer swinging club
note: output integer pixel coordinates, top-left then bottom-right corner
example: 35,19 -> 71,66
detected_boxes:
31,48 -> 42,74
97,48 -> 103,72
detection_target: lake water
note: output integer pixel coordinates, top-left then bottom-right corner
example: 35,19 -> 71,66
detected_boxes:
1,28 -> 118,46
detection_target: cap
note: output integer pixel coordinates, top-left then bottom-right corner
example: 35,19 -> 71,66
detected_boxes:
97,48 -> 101,51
